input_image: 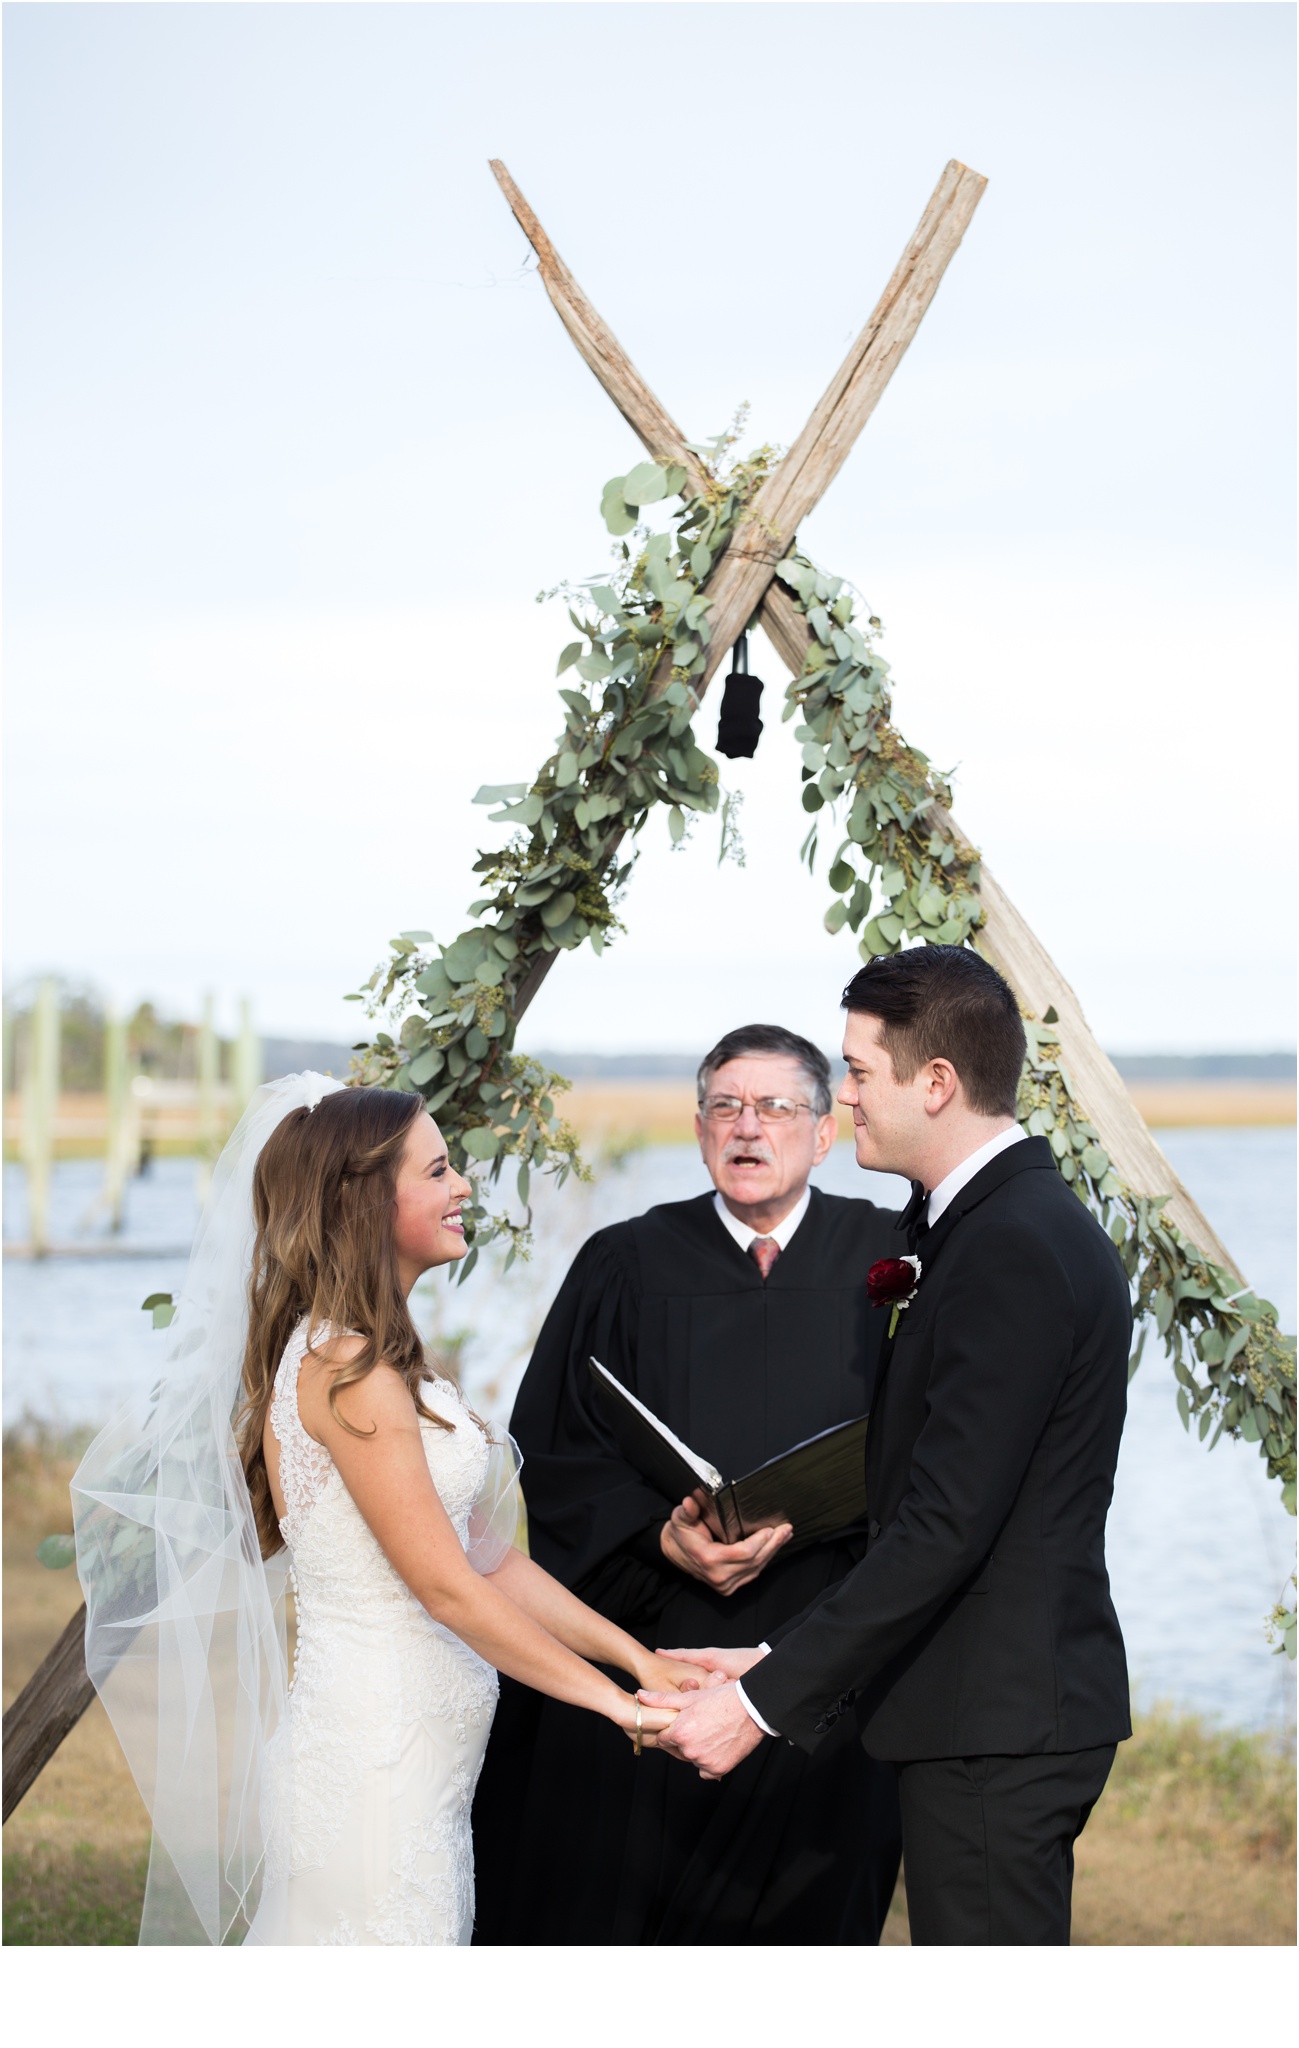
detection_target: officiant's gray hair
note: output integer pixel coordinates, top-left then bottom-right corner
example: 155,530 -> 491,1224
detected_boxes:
697,1025 -> 833,1116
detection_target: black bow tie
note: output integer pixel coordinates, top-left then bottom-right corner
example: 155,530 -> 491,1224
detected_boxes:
898,1180 -> 929,1254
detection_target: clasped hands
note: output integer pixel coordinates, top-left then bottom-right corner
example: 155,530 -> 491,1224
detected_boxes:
619,1491 -> 792,1775
633,1644 -> 769,1779
616,1634 -> 767,1769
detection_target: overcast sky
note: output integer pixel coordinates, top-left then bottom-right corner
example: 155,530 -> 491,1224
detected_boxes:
4,1 -> 1294,1055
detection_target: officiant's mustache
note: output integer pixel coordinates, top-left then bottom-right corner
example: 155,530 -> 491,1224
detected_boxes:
721,1137 -> 776,1165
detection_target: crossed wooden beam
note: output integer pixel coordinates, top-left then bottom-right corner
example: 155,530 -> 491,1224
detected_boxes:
0,157 -> 1246,1833
491,157 -> 1240,1280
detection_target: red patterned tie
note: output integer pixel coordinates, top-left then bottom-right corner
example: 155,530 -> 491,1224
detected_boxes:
749,1236 -> 780,1280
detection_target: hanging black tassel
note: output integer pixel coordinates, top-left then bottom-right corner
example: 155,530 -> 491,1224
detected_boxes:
715,633 -> 764,758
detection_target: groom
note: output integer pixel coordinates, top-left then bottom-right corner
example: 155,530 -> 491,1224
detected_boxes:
644,946 -> 1132,1945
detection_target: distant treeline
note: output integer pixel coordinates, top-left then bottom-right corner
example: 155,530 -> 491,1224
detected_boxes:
7,986 -> 1292,1094
263,1043 -> 1298,1084
4,983 -> 250,1092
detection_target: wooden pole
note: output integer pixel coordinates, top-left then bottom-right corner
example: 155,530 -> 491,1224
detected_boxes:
196,992 -> 219,1198
233,997 -> 261,1118
491,159 -> 710,500
2,1000 -> 15,1103
490,165 -> 1244,1278
2,1604 -> 95,1822
690,161 -> 987,693
22,978 -> 60,1257
100,1005 -> 131,1232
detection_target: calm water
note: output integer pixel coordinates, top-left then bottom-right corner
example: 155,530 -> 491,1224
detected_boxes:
4,1129 -> 1295,1731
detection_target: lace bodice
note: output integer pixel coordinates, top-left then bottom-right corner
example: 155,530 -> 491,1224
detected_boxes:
257,1319 -> 500,1944
269,1318 -> 492,1559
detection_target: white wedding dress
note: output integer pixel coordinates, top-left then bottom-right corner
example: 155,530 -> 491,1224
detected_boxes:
250,1318 -> 499,1946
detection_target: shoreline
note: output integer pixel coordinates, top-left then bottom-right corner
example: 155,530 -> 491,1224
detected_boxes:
2,1079 -> 1295,1164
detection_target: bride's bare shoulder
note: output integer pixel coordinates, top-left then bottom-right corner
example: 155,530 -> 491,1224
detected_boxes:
298,1337 -> 418,1441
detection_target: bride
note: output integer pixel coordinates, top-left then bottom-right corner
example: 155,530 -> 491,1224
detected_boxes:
72,1075 -> 687,1946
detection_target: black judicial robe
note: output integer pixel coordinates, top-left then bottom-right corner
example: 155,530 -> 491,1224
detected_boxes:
471,1186 -> 906,1946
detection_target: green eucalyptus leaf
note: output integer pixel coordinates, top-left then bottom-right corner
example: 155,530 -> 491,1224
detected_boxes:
600,478 -> 638,535
540,891 -> 577,928
622,461 -> 669,505
37,1533 -> 77,1569
490,795 -> 545,827
916,887 -> 948,925
415,963 -> 453,1003
461,1126 -> 501,1161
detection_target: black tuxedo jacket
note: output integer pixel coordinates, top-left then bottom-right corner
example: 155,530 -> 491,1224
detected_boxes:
743,1136 -> 1133,1762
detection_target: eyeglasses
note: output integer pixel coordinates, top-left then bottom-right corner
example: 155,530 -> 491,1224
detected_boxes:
699,1096 -> 813,1124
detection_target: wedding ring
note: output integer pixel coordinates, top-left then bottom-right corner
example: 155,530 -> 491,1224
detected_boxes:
634,1700 -> 643,1758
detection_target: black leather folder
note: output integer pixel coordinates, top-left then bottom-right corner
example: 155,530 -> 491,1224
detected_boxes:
587,1356 -> 869,1552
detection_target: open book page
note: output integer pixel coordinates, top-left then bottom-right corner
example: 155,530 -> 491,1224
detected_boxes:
589,1358 -> 724,1492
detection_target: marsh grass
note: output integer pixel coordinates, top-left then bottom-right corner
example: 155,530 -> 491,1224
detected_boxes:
5,1426 -> 1294,1946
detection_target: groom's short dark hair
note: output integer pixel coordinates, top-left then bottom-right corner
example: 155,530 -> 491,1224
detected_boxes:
841,946 -> 1025,1117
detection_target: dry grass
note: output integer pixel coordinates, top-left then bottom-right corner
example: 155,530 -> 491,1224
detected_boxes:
2,1080 -> 1292,1169
1070,1707 -> 1295,1945
878,1711 -> 1296,1945
1126,1082 -> 1296,1128
5,1429 -> 1294,1946
3,1425 -> 153,1945
558,1080 -> 1295,1149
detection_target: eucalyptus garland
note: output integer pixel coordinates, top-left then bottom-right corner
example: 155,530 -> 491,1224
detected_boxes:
351,436 -> 1296,1580
775,553 -> 983,956
349,424 -> 779,1274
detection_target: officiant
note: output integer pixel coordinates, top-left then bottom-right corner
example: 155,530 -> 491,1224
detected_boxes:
472,1024 -> 904,1945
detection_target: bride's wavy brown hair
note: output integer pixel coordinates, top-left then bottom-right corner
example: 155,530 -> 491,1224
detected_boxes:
236,1085 -> 452,1559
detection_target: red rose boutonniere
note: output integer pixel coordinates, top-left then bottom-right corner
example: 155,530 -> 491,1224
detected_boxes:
867,1254 -> 923,1337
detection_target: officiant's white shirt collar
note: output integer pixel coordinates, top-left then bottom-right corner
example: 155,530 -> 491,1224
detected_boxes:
926,1123 -> 1027,1227
713,1183 -> 811,1253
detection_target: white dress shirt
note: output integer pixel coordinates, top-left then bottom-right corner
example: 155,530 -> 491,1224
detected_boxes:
712,1187 -> 807,1739
736,1655 -> 780,1737
925,1122 -> 1027,1226
712,1183 -> 811,1255
736,1128 -> 1028,1741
